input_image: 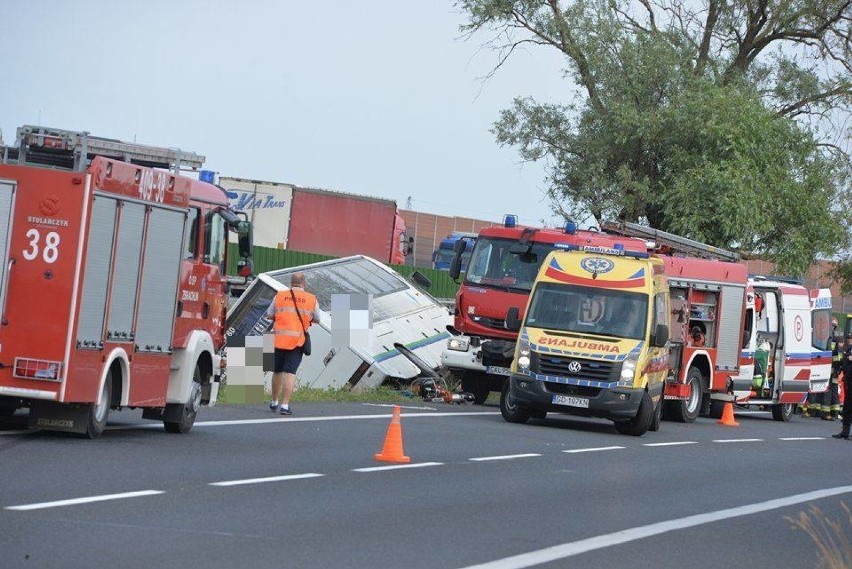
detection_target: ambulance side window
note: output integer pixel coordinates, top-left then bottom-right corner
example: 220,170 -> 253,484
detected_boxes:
742,308 -> 754,348
204,212 -> 227,268
184,207 -> 200,259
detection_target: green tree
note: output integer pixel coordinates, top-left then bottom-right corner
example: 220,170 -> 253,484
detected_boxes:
459,0 -> 852,276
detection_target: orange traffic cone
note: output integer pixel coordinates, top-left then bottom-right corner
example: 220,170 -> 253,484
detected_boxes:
716,400 -> 740,427
374,405 -> 411,463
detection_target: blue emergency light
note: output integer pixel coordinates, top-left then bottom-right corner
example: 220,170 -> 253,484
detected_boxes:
563,221 -> 577,235
199,170 -> 216,183
503,214 -> 517,228
614,243 -> 624,251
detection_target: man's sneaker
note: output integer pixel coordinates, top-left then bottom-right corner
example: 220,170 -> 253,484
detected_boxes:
269,402 -> 278,412
279,406 -> 292,416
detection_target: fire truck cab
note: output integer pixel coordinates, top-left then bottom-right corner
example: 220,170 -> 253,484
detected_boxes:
0,126 -> 252,437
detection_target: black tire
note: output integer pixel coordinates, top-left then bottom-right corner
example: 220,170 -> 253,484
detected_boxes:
531,410 -> 547,420
500,380 -> 531,424
648,392 -> 663,432
84,373 -> 112,439
461,371 -> 491,405
772,403 -> 795,422
709,399 -> 726,420
668,368 -> 702,424
0,397 -> 18,417
614,391 -> 654,436
164,365 -> 203,434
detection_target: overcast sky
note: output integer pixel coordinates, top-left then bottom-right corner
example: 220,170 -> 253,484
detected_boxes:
1,1 -> 570,225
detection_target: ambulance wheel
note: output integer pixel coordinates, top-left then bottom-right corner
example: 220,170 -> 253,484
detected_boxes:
772,403 -> 795,422
164,366 -> 203,434
84,375 -> 112,439
668,368 -> 702,424
614,391 -> 654,436
461,371 -> 490,405
531,410 -> 547,420
500,381 -> 531,424
648,393 -> 663,432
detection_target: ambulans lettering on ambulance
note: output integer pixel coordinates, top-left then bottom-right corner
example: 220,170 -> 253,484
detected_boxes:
501,247 -> 669,436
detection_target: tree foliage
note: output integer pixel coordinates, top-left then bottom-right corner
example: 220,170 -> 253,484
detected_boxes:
459,0 -> 852,276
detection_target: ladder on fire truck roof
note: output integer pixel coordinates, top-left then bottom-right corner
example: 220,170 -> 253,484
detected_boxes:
0,125 -> 205,174
602,221 -> 741,262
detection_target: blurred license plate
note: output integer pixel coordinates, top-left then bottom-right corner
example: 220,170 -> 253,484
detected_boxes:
486,366 -> 510,376
552,395 -> 589,408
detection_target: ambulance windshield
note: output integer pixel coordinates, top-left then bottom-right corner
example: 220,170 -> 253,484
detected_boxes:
525,283 -> 648,340
465,237 -> 555,292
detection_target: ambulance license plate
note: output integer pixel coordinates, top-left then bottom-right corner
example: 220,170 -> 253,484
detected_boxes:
486,366 -> 510,376
552,395 -> 589,408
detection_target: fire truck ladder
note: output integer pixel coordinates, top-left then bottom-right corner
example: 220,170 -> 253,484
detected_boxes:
1,125 -> 205,174
602,221 -> 740,262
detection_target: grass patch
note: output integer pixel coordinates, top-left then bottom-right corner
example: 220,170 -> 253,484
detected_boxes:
291,386 -> 417,404
787,502 -> 852,569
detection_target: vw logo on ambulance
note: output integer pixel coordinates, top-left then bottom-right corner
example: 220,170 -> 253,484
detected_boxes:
580,257 -> 614,275
567,360 -> 582,373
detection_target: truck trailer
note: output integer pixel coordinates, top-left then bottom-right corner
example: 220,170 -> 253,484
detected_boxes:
219,176 -> 411,265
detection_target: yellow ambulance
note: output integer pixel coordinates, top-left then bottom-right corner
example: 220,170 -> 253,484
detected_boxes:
502,246 -> 670,436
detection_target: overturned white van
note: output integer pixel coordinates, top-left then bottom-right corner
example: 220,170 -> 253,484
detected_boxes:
225,256 -> 452,392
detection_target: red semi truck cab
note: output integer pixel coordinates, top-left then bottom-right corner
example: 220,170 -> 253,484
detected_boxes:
0,126 -> 252,437
441,216 -> 648,403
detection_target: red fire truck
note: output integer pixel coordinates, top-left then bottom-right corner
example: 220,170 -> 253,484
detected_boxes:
606,222 -> 831,422
0,126 -> 252,437
441,216 -> 648,403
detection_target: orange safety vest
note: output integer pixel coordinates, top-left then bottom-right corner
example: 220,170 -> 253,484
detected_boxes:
272,288 -> 317,350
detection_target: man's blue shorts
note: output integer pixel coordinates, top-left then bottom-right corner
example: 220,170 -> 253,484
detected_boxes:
274,348 -> 303,374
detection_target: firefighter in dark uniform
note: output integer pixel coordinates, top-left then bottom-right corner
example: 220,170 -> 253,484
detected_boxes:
824,333 -> 844,421
832,333 -> 852,440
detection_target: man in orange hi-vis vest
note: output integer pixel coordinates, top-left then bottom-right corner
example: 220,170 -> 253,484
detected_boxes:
265,272 -> 319,415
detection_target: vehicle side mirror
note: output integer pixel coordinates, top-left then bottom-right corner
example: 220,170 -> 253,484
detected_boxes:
236,220 -> 253,259
653,324 -> 669,347
453,239 -> 467,255
406,236 -> 414,256
449,254 -> 462,280
506,307 -> 521,332
411,271 -> 432,290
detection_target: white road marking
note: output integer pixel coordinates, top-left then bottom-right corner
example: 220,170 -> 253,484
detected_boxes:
779,437 -> 825,441
642,441 -> 698,447
562,446 -> 625,454
458,485 -> 852,569
354,462 -> 443,472
470,453 -> 541,462
210,473 -> 324,487
6,490 -> 164,511
362,403 -> 439,411
104,411 -> 500,431
713,438 -> 763,443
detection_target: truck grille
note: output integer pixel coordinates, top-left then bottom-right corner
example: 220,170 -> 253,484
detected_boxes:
470,315 -> 506,330
531,352 -> 620,382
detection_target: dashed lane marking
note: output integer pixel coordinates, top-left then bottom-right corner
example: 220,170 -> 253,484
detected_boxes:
642,441 -> 698,447
5,490 -> 164,511
353,462 -> 443,473
779,437 -> 826,441
470,453 -> 542,462
713,438 -> 764,443
562,446 -> 625,454
457,485 -> 852,569
210,473 -> 324,487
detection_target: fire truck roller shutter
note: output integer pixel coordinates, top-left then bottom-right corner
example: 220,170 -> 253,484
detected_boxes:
135,207 -> 184,352
716,285 -> 746,372
107,202 -> 145,342
77,197 -> 118,346
0,182 -> 14,303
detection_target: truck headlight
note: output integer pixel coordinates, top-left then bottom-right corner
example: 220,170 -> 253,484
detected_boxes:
620,353 -> 639,382
448,338 -> 470,352
516,338 -> 531,374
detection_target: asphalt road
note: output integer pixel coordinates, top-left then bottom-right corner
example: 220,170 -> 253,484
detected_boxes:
1,401 -> 850,569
